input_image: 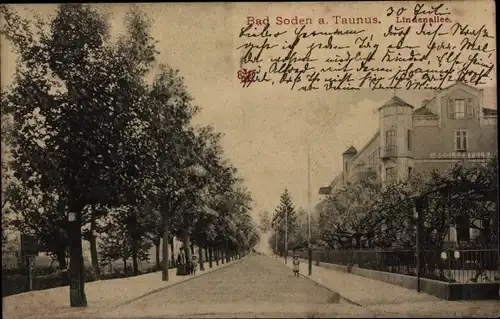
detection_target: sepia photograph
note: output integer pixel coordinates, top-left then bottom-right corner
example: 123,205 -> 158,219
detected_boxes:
1,2 -> 498,318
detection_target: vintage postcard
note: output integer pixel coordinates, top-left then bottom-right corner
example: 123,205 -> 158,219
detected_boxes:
1,1 -> 498,318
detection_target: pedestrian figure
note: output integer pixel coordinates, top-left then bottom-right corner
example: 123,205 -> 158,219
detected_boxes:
176,246 -> 188,276
191,255 -> 198,275
177,247 -> 186,265
293,254 -> 300,277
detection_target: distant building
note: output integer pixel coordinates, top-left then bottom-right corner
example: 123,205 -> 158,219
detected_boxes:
318,82 -> 498,244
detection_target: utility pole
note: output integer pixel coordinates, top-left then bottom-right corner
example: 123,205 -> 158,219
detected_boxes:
275,222 -> 278,259
284,206 -> 288,264
415,198 -> 422,293
307,142 -> 313,275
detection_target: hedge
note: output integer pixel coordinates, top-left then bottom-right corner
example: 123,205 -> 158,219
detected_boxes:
2,264 -> 168,297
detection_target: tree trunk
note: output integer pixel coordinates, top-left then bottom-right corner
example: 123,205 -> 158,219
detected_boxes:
204,247 -> 208,268
89,215 -> 100,280
225,240 -> 230,263
131,238 -> 139,276
198,246 -> 204,271
208,246 -> 213,268
162,217 -> 169,281
170,237 -> 175,267
182,230 -> 192,266
190,242 -> 194,256
155,240 -> 160,271
68,205 -> 87,307
354,235 -> 362,249
220,247 -> 225,264
123,258 -> 127,276
214,247 -> 219,266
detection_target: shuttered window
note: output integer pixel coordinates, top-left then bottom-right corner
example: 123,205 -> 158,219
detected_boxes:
447,98 -> 474,119
466,98 -> 474,118
447,99 -> 454,119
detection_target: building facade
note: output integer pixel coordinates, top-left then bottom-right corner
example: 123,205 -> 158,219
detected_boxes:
318,82 -> 498,243
321,82 -> 497,189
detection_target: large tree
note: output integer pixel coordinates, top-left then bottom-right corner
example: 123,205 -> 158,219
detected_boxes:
1,4 -> 261,307
1,4 -> 159,306
271,188 -> 297,255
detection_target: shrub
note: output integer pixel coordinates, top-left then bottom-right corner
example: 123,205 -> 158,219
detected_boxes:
143,266 -> 158,274
2,272 -> 67,297
2,266 -> 58,277
100,271 -> 127,280
84,266 -> 97,282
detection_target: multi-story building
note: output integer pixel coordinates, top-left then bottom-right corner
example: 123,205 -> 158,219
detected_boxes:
318,82 -> 497,243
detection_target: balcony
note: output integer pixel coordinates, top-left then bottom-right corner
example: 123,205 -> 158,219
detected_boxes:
381,145 -> 397,159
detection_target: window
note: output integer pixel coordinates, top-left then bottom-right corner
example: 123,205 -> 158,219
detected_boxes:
454,99 -> 466,119
408,167 -> 413,177
385,130 -> 396,147
447,98 -> 474,119
455,129 -> 468,151
369,150 -> 378,165
386,167 -> 396,182
407,129 -> 412,151
466,98 -> 474,117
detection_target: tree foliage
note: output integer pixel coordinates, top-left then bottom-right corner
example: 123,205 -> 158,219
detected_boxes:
270,188 -> 297,254
1,3 -> 260,307
315,157 -> 498,251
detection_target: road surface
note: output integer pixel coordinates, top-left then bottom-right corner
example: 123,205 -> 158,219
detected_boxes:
80,255 -> 373,318
51,255 -> 499,318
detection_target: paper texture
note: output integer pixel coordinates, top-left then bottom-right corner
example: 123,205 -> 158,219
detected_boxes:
1,1 -> 498,318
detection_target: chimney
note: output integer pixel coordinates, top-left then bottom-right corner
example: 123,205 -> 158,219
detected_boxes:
421,99 -> 430,108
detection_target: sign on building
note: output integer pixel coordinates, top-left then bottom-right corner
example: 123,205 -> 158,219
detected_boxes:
21,234 -> 39,257
429,152 -> 496,159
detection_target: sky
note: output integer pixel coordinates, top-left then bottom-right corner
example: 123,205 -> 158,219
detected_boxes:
1,3 -> 496,221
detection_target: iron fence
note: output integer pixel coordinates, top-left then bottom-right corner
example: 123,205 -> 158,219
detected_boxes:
293,248 -> 499,283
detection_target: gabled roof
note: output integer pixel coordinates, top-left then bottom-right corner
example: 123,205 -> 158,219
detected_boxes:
483,108 -> 497,116
413,106 -> 437,116
377,96 -> 414,111
342,146 -> 357,155
437,81 -> 482,93
352,132 -> 380,162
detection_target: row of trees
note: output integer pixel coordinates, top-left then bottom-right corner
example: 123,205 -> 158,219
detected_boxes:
0,4 -> 259,307
316,157 -> 498,251
264,157 -> 497,256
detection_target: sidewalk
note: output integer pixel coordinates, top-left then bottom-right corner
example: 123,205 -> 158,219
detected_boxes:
277,257 -> 439,306
3,257 -> 246,319
277,257 -> 500,317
